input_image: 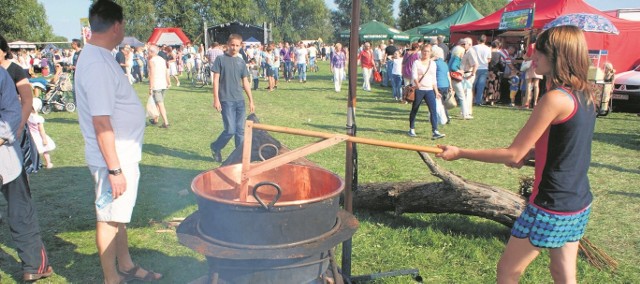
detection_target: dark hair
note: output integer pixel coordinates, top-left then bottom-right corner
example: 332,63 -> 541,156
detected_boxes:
72,38 -> 82,47
0,34 -> 11,60
89,0 -> 123,33
491,39 -> 501,49
478,34 -> 487,44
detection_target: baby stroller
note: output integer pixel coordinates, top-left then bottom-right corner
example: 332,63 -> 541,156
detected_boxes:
36,73 -> 76,114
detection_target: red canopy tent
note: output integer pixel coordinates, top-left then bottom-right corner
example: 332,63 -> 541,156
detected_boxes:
450,0 -> 640,72
147,27 -> 191,46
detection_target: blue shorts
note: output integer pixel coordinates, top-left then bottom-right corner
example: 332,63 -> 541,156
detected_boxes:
511,204 -> 591,248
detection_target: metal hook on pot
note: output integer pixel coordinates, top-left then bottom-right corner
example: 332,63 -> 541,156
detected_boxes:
252,182 -> 282,210
258,143 -> 279,161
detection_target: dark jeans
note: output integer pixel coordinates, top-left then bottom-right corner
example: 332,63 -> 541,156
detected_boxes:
210,100 -> 246,153
473,69 -> 489,104
253,78 -> 259,90
391,74 -> 402,99
383,60 -> 393,87
1,170 -> 49,273
132,65 -> 143,83
283,61 -> 293,80
438,87 -> 451,122
409,89 -> 438,133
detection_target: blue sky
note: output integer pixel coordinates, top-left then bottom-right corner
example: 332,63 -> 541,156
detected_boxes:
39,0 -> 640,41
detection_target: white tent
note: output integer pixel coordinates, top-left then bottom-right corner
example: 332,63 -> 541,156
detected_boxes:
244,36 -> 261,46
8,41 -> 36,49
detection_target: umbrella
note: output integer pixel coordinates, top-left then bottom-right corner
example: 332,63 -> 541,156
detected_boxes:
119,36 -> 145,48
542,13 -> 619,35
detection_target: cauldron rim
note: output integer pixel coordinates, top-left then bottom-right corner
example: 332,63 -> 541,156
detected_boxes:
191,163 -> 344,207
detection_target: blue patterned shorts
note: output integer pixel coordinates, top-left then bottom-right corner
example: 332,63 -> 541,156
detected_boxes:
511,204 -> 591,248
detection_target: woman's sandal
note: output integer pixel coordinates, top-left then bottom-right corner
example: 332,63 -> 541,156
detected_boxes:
118,265 -> 162,282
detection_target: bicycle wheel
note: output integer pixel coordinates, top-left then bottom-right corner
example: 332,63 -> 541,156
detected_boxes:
192,70 -> 205,88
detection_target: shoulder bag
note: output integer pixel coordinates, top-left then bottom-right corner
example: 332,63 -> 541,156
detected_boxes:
403,61 -> 430,102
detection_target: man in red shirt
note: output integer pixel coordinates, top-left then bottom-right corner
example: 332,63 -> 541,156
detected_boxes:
357,42 -> 376,91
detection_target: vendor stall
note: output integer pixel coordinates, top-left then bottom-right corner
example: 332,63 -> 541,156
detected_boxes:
450,0 -> 640,72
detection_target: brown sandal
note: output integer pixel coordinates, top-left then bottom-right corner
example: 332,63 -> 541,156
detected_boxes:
118,265 -> 162,282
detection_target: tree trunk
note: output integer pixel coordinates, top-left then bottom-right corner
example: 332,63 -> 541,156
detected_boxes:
353,152 -> 526,227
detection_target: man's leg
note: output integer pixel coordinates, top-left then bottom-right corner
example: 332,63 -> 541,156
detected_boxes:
96,221 -> 122,284
233,101 -> 246,148
153,90 -> 169,127
1,171 -> 50,276
474,69 -> 488,105
363,68 -> 372,91
211,101 -> 235,160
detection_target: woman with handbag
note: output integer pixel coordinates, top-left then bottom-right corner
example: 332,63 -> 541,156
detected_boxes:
449,39 -> 471,119
407,45 -> 445,140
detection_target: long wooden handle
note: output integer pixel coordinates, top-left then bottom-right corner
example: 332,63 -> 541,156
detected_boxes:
252,123 -> 443,154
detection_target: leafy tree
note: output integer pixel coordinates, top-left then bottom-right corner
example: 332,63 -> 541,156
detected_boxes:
255,0 -> 333,43
0,0 -> 55,41
331,0 -> 395,43
111,0 -> 156,42
153,0 -> 257,44
398,0 -> 507,30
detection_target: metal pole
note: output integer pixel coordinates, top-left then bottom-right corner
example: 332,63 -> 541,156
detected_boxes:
203,17 -> 208,48
342,0 -> 361,280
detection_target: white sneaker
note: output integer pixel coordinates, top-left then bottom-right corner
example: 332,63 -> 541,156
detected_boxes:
432,131 -> 446,140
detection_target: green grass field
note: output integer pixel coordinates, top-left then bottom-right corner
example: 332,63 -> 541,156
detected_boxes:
1,60 -> 638,283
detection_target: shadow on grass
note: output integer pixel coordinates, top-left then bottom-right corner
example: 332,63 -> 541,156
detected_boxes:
45,117 -> 79,125
0,165 -> 208,283
143,143 -> 212,163
302,122 -> 379,133
608,191 -> 640,199
591,162 -> 640,175
354,210 -> 509,241
596,114 -> 640,122
278,87 -> 335,92
592,131 -> 640,151
327,96 -> 389,104
181,87 -> 212,95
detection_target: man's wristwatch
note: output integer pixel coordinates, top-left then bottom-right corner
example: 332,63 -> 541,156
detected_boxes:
108,168 -> 123,176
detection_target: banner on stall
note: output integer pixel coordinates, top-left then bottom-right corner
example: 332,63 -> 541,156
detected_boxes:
499,8 -> 534,30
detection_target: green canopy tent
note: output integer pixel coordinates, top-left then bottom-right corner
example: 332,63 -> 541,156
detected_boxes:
415,2 -> 483,40
340,20 -> 410,42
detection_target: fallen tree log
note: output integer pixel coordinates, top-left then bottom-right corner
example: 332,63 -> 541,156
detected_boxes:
353,152 -> 526,227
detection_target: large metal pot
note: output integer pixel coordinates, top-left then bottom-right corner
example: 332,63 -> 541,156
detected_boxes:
191,163 -> 344,246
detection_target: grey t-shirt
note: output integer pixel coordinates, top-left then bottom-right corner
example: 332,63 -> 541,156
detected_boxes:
212,53 -> 249,102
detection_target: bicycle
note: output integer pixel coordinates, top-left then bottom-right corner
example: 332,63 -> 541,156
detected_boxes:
191,64 -> 212,88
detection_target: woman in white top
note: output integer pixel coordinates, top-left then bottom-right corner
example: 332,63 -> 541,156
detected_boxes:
408,45 -> 445,140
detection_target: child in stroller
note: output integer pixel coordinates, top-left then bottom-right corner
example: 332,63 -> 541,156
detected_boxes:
30,71 -> 76,114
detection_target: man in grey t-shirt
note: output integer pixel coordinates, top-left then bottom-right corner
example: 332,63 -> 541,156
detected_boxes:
210,34 -> 255,162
